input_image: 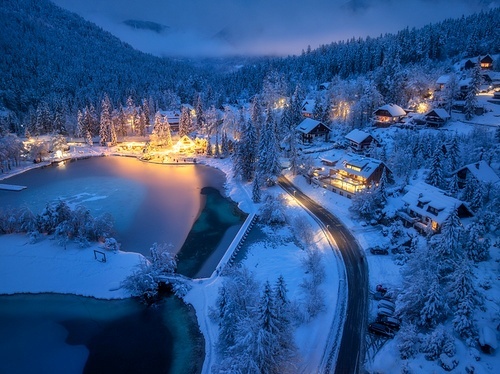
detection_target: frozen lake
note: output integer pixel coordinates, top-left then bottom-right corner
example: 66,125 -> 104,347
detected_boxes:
0,156 -> 229,256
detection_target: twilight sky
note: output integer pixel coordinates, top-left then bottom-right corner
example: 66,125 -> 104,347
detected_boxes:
51,0 -> 498,57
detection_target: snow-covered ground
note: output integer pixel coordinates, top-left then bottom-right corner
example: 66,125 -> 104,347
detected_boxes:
0,234 -> 144,299
1,93 -> 499,374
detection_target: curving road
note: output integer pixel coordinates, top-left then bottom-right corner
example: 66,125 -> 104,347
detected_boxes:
278,176 -> 368,374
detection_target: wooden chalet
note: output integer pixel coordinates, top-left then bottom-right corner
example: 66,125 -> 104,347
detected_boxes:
158,110 -> 180,132
480,54 -> 494,70
424,108 -> 451,127
301,100 -> 315,118
453,160 -> 500,188
296,118 -> 330,144
398,182 -> 473,234
344,129 -> 378,153
318,153 -> 390,198
373,104 -> 406,127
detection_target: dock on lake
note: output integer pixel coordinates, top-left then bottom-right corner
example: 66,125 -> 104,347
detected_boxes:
0,184 -> 27,191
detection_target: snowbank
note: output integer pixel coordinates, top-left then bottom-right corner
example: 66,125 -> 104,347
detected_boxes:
0,234 -> 144,299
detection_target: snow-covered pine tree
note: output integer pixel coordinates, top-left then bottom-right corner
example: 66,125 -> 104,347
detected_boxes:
252,173 -> 261,203
461,172 -> 476,202
179,106 -> 191,137
206,136 -> 212,156
99,95 -> 113,146
421,324 -> 456,361
126,96 -> 137,134
419,276 -> 448,328
194,93 -> 204,132
397,323 -> 420,359
446,135 -> 461,175
434,208 -> 463,276
426,146 -> 445,188
448,173 -> 460,198
462,222 -> 490,262
221,131 -> 229,158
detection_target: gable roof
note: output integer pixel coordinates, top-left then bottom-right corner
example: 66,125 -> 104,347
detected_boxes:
296,118 -> 329,134
375,104 -> 406,117
402,182 -> 472,225
425,108 -> 450,120
301,100 -> 315,113
436,75 -> 450,85
335,153 -> 386,180
344,129 -> 374,144
456,160 -> 500,185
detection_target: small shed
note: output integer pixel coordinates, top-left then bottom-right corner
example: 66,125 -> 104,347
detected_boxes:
424,108 -> 451,127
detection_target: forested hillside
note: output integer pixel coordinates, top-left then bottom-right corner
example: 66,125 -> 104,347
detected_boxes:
1,0 -> 499,133
0,0 -> 209,115
220,8 -> 500,100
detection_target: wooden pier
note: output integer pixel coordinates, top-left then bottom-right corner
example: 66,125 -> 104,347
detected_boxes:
0,184 -> 27,191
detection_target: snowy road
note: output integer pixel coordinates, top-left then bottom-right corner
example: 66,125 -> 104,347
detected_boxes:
278,176 -> 369,374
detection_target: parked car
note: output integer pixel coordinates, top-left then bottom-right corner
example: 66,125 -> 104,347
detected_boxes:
378,299 -> 396,311
377,306 -> 394,317
369,246 -> 389,255
376,316 -> 401,331
368,322 -> 395,338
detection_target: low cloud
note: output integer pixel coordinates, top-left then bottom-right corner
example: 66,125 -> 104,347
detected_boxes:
52,0 -> 498,57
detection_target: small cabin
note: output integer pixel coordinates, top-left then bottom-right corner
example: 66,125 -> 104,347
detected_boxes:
480,54 -> 494,70
344,129 -> 378,154
373,104 -> 406,127
295,118 -> 330,144
424,109 -> 451,127
301,100 -> 316,118
453,160 -> 500,188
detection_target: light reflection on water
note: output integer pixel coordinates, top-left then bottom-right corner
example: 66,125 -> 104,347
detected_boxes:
0,156 -> 227,256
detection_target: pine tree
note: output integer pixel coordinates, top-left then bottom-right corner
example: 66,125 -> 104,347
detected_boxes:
462,222 -> 490,262
179,106 -> 191,137
426,147 -> 445,188
221,131 -> 229,158
99,94 -> 112,146
446,135 -> 461,175
206,136 -> 212,156
419,276 -> 447,328
448,173 -> 460,198
252,173 -> 261,203
434,209 -> 463,277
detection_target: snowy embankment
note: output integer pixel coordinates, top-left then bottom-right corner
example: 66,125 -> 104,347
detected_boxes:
0,234 -> 144,299
186,158 -> 342,373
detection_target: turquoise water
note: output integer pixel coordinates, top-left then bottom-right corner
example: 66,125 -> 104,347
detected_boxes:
0,156 -> 249,374
0,293 -> 203,374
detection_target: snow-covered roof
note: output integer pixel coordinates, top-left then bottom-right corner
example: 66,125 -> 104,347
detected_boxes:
425,108 -> 450,120
436,75 -> 450,85
301,100 -> 315,113
375,104 -> 406,117
344,129 -> 373,144
479,326 -> 498,349
456,160 -> 500,185
402,182 -> 470,225
296,118 -> 328,134
334,153 -> 385,180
